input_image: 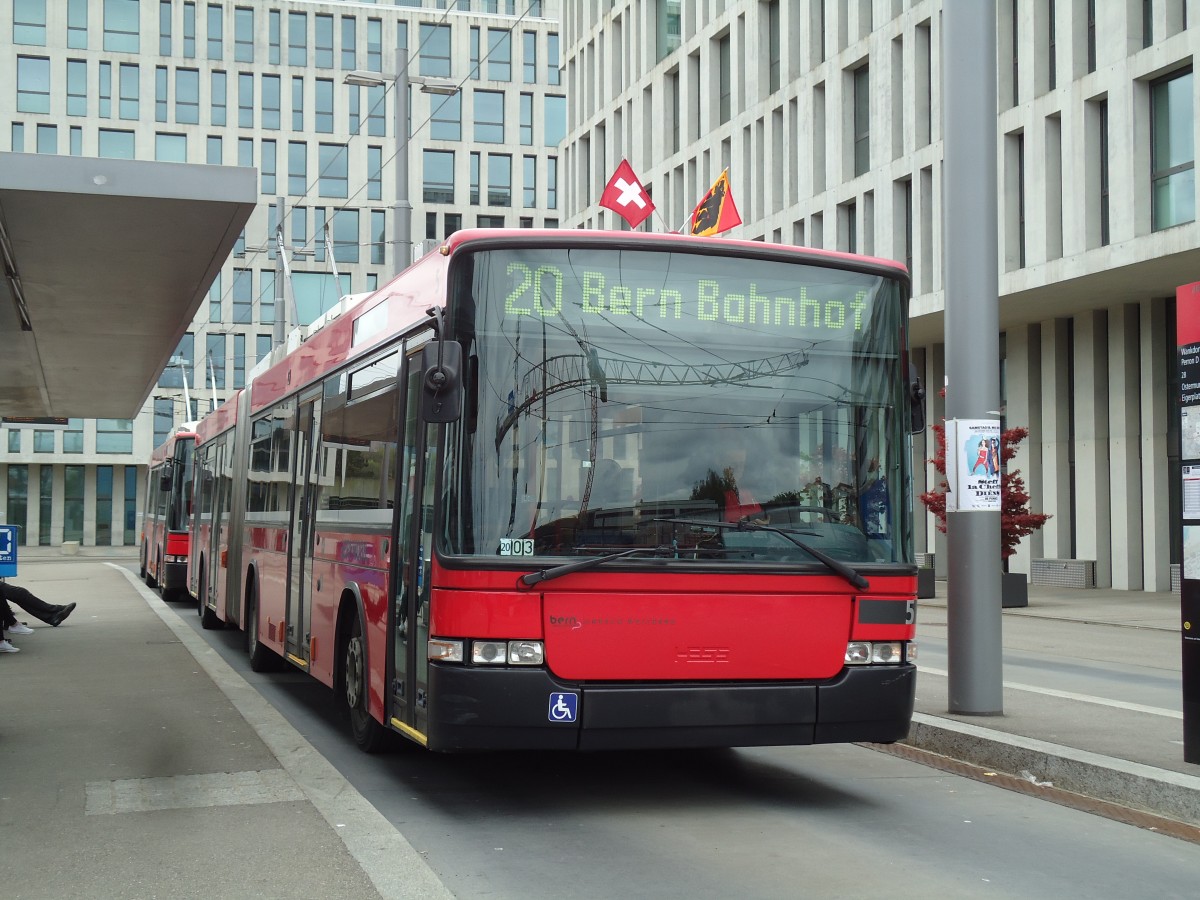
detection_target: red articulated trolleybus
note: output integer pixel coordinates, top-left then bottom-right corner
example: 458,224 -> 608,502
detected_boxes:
188,228 -> 926,752
141,424 -> 198,602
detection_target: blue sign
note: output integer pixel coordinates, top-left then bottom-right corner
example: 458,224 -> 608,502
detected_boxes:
0,525 -> 18,577
547,692 -> 578,723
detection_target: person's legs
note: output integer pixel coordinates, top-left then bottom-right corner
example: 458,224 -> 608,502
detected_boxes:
0,582 -> 62,624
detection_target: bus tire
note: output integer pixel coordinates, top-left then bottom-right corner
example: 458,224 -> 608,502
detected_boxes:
145,549 -> 158,589
246,586 -> 280,672
199,570 -> 222,630
342,611 -> 388,753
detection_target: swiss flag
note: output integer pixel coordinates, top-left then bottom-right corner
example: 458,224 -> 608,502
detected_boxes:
599,159 -> 656,229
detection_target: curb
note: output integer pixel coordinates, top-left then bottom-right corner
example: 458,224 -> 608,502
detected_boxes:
904,713 -> 1200,827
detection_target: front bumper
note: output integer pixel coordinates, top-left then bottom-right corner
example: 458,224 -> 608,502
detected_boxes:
424,663 -> 916,751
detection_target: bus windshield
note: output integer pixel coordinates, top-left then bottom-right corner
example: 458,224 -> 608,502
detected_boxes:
443,246 -> 912,566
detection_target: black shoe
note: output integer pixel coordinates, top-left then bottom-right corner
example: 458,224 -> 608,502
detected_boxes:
50,603 -> 77,627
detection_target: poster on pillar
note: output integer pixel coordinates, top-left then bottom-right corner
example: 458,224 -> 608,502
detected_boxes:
943,419 -> 1001,513
1176,279 -> 1200,764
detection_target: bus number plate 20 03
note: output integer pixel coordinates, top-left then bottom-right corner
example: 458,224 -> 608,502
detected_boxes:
500,538 -> 536,556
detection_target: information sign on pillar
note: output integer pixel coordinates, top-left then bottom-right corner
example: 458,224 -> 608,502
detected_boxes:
1175,280 -> 1200,763
943,419 -> 1002,513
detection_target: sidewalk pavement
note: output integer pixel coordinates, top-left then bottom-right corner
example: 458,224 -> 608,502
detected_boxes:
1,550 -> 1198,899
908,578 -> 1200,829
1,551 -> 454,900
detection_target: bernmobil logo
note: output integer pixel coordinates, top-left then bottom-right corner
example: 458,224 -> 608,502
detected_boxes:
549,615 -> 580,629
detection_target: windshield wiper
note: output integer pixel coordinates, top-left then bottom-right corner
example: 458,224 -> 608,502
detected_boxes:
651,517 -> 869,591
518,545 -> 672,587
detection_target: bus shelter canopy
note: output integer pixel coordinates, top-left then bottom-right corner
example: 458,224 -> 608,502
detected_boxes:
0,152 -> 255,419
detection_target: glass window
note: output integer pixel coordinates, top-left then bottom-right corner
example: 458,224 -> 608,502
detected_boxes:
348,84 -> 361,134
208,271 -> 222,321
97,419 -> 133,453
119,62 -> 140,119
238,72 -> 253,127
103,0 -> 140,53
260,74 -> 280,129
239,136 -> 253,169
68,0 -> 88,49
259,271 -> 275,325
233,333 -> 246,389
424,150 -> 455,203
474,90 -> 505,143
547,156 -> 558,209
1152,69 -> 1195,231
64,419 -> 84,453
159,0 -> 171,54
67,60 -> 88,116
211,70 -> 226,125
368,146 -> 382,201
207,134 -> 222,164
156,132 -> 187,162
262,139 -> 276,193
488,28 -> 511,81
124,466 -> 138,545
207,3 -> 222,59
523,31 -> 537,84
98,129 -> 135,159
768,1 -> 781,93
470,27 -> 481,80
371,210 -> 386,265
470,151 -> 480,205
207,335 -> 226,389
6,466 -> 28,540
718,34 -> 732,124
96,466 -> 114,545
235,7 -> 254,62
154,397 -> 174,446
523,155 -> 536,207
14,0 -> 47,45
420,24 -> 452,77
34,430 -> 54,452
430,91 -> 461,141
11,123 -> 25,153
38,467 -> 52,544
319,144 -> 348,198
315,14 -> 334,68
288,141 -> 307,195
367,18 -> 382,71
315,79 -> 334,132
183,1 -> 195,57
341,17 -> 356,70
155,65 -> 167,122
488,153 -> 511,207
99,60 -> 112,117
547,33 -> 560,85
269,9 -> 280,65
520,93 -> 533,145
70,126 -> 82,155
7,430 -> 21,453
854,64 -> 870,177
257,334 -> 272,365
17,56 -> 50,113
544,95 -> 566,147
36,123 -> 55,154
288,11 -> 307,66
176,68 -> 199,124
64,466 -> 84,543
366,85 -> 385,136
233,268 -> 252,322
159,334 -> 193,388
333,209 -> 359,264
292,75 -> 305,130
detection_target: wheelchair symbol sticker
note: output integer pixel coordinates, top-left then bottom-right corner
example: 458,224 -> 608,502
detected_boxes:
548,692 -> 578,723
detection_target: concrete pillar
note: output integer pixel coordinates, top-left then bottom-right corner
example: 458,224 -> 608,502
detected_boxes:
1004,323 -> 1042,575
1108,303 -> 1143,589
1040,319 -> 1073,557
1141,298 -> 1172,590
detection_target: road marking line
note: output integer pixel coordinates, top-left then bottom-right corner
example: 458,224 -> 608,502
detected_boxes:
918,665 -> 1182,719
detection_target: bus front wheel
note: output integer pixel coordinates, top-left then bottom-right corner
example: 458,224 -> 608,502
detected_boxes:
343,612 -> 388,753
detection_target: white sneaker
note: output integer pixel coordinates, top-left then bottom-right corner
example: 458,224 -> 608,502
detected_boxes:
8,622 -> 34,635
0,639 -> 19,653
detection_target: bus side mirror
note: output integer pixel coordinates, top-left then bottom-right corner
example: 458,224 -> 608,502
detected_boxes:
420,341 -> 463,423
908,362 -> 926,435
159,461 -> 174,491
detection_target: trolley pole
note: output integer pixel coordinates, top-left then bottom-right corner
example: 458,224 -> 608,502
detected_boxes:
943,1 -> 1004,714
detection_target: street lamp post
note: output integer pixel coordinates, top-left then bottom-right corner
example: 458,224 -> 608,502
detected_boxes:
345,47 -> 458,275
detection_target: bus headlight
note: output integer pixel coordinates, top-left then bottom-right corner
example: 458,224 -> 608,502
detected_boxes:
871,642 -> 903,664
472,640 -> 508,664
845,642 -> 871,665
507,640 -> 544,665
845,641 -> 909,666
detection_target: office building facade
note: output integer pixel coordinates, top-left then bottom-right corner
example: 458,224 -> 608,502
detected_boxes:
560,0 -> 1195,591
1,0 -> 564,547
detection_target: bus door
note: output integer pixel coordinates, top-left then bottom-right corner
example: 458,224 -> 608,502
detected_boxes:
390,351 -> 436,738
207,438 -> 229,618
286,389 -> 322,665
